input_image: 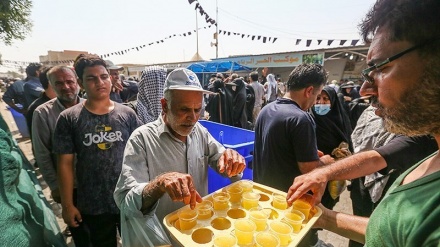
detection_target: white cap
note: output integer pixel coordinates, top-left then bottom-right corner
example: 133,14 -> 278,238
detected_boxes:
164,68 -> 213,94
105,60 -> 123,70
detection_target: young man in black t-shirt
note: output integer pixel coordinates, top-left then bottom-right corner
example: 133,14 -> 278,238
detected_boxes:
54,54 -> 141,247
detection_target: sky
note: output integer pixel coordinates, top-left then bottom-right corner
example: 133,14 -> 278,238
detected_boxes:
0,0 -> 377,72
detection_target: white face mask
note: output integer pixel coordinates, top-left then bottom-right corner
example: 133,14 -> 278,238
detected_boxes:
314,104 -> 331,115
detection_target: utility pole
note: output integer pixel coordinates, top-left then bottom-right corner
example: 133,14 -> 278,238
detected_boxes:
215,0 -> 219,58
196,9 -> 199,57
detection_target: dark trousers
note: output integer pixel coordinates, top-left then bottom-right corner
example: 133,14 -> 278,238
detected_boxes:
70,213 -> 120,247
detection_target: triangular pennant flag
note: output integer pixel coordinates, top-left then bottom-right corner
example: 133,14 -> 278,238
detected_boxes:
223,30 -> 227,35
306,40 -> 312,47
252,35 -> 255,40
242,34 -> 245,38
188,0 -> 196,4
268,37 -> 272,42
351,39 -> 359,46
210,20 -> 215,24
219,29 -> 222,33
188,32 -> 192,35
263,37 -> 267,43
317,40 -> 322,45
296,39 -> 301,45
340,40 -> 347,45
257,36 -> 261,40
195,3 -> 199,10
327,40 -> 334,46
247,35 -> 250,38
227,32 -> 231,36
121,51 -> 124,55
183,33 -> 187,37
160,40 -> 164,42
136,47 -> 139,51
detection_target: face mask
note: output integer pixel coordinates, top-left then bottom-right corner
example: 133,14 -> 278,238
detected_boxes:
314,104 -> 331,115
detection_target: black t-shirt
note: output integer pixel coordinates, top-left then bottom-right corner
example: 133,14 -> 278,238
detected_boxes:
253,98 -> 319,191
375,135 -> 438,174
53,102 -> 142,215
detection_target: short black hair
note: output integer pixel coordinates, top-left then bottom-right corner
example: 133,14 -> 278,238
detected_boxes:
249,71 -> 259,82
39,66 -> 52,90
73,54 -> 107,80
25,63 -> 43,78
286,63 -> 327,91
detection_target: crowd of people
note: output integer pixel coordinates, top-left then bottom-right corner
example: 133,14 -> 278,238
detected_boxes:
1,0 -> 439,246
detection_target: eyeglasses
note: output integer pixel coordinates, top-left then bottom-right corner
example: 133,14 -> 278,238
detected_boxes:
361,44 -> 422,85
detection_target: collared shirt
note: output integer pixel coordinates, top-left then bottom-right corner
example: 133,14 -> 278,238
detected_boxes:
251,81 -> 265,108
23,77 -> 44,108
114,116 -> 225,222
32,97 -> 83,190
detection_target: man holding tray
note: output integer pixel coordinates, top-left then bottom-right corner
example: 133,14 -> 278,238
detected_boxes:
114,68 -> 246,246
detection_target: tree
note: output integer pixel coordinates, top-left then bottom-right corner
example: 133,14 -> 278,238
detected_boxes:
0,0 -> 33,45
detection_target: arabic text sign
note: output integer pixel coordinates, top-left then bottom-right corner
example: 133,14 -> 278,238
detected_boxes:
217,52 -> 323,68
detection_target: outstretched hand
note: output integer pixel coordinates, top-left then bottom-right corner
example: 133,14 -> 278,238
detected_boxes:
217,149 -> 246,177
159,172 -> 203,209
286,168 -> 328,207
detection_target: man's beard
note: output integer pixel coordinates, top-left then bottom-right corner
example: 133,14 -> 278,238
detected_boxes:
377,71 -> 440,136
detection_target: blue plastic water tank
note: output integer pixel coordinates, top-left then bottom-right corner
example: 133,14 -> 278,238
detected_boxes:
7,105 -> 29,138
199,120 -> 254,193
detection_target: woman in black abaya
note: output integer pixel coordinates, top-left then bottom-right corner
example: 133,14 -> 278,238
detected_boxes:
311,86 -> 353,209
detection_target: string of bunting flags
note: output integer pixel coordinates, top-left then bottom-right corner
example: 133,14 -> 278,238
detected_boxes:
99,25 -> 213,59
1,25 -> 212,66
188,0 -> 216,25
1,28 -> 360,66
218,29 -> 278,43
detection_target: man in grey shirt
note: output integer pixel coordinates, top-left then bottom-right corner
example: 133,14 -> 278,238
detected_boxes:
114,68 -> 246,246
31,65 -> 84,241
32,65 -> 82,203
